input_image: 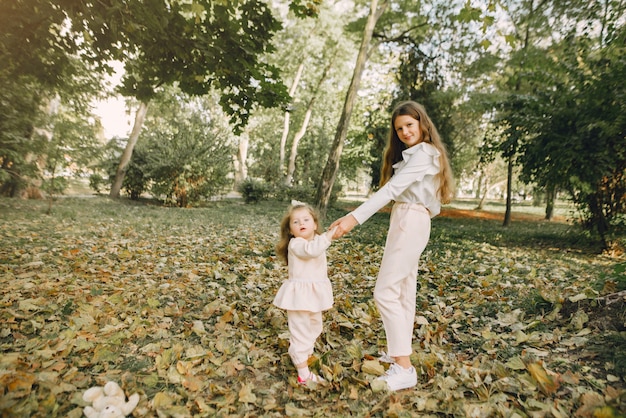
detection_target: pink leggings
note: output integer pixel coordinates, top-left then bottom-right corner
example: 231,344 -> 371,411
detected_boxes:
374,202 -> 431,357
287,310 -> 323,366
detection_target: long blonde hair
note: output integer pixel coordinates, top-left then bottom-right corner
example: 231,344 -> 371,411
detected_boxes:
276,203 -> 321,265
380,101 -> 454,203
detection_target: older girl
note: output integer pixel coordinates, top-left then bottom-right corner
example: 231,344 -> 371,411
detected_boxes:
331,101 -> 454,391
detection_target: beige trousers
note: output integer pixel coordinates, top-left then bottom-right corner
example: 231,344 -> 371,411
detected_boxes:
374,202 -> 431,357
287,310 -> 323,366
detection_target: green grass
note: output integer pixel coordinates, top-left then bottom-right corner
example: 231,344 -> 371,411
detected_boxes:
448,197 -> 576,218
332,198 -> 601,254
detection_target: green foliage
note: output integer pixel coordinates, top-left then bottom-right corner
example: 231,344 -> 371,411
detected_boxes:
89,173 -> 105,194
120,151 -> 149,201
238,179 -> 269,204
96,92 -> 235,206
463,1 -> 626,249
40,176 -> 68,197
272,183 -> 316,203
40,105 -> 102,197
1,0 -> 299,133
0,78 -> 47,196
289,0 -> 322,17
597,262 -> 626,293
0,1 -> 78,88
138,100 -> 234,206
141,131 -> 233,207
238,180 -> 341,206
98,138 -> 147,200
343,102 -> 387,191
0,44 -> 102,197
515,27 -> 626,249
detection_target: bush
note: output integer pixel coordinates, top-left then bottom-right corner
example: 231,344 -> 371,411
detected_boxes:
41,176 -> 68,197
89,173 -> 106,194
100,140 -> 149,200
107,150 -> 148,200
271,183 -> 314,203
238,179 -> 269,204
269,182 -> 343,206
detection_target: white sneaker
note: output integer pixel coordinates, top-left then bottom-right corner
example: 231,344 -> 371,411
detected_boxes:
377,363 -> 417,391
378,352 -> 395,364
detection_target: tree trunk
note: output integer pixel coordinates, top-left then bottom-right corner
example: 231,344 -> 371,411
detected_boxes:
109,101 -> 149,198
315,0 -> 388,218
476,176 -> 489,210
285,55 -> 335,186
475,171 -> 484,199
285,107 -> 312,186
503,154 -> 513,226
235,133 -> 249,184
545,183 -> 556,220
280,63 -> 305,177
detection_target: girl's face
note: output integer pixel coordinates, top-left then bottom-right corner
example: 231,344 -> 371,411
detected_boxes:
394,114 -> 422,148
289,207 -> 317,241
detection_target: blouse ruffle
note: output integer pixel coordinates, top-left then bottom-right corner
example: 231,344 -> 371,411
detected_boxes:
351,142 -> 441,223
392,141 -> 440,181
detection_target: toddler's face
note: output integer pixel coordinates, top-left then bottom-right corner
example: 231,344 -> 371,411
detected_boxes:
289,208 -> 317,240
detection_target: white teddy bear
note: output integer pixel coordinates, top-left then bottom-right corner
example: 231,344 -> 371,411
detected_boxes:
82,381 -> 140,418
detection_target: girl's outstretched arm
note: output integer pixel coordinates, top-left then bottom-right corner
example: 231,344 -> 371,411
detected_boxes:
324,226 -> 338,241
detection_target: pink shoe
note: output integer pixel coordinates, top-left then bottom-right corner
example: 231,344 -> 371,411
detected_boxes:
297,372 -> 325,385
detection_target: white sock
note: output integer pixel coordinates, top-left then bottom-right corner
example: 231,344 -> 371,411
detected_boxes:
297,366 -> 310,379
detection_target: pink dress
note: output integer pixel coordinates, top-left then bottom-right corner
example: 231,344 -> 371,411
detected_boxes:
273,234 -> 333,312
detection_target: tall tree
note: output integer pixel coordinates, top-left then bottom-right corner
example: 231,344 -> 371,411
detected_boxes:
285,52 -> 336,186
519,24 -> 626,248
110,101 -> 150,197
0,2 -> 103,196
279,62 -> 305,177
106,0 -> 292,197
492,0 -> 552,226
315,0 -> 389,218
0,0 -> 311,197
243,2 -> 355,191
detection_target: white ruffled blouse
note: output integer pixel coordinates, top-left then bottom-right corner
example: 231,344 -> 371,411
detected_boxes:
351,142 -> 441,224
273,234 -> 333,312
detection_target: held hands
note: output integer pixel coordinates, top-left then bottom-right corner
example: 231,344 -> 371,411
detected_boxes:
324,226 -> 338,241
329,214 -> 358,239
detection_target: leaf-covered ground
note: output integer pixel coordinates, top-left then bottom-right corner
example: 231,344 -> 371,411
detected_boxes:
1,197 -> 624,417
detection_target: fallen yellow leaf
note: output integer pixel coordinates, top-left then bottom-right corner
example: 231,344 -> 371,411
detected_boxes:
525,360 -> 560,395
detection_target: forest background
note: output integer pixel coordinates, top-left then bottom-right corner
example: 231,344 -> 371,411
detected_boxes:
0,0 -> 625,416
1,0 -> 624,249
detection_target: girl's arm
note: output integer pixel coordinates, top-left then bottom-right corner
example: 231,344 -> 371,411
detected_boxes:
324,226 -> 338,241
350,143 -> 439,224
289,233 -> 333,258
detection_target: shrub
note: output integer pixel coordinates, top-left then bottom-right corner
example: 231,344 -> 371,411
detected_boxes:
89,173 -> 106,194
238,179 -> 269,204
269,182 -> 343,206
107,149 -> 148,200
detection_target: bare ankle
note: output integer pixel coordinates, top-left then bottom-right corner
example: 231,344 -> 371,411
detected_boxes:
394,356 -> 412,369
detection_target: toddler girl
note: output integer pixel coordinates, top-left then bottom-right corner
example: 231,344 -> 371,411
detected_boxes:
273,201 -> 336,385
